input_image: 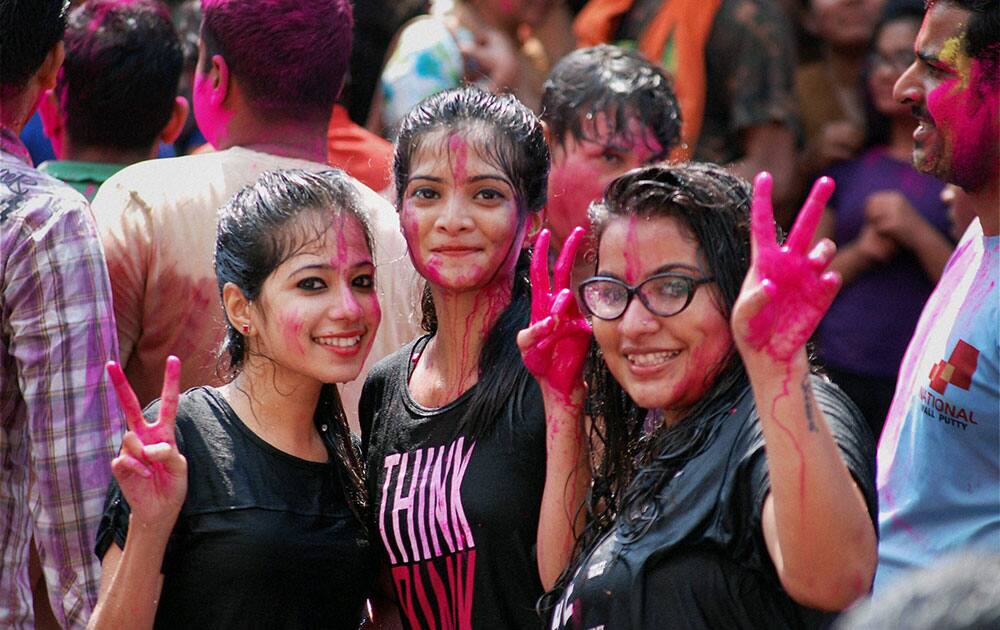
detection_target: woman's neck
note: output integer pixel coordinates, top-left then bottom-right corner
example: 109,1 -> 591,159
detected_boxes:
219,365 -> 326,461
415,279 -> 513,405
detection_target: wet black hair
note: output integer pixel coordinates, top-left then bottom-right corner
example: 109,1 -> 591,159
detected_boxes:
58,0 -> 182,152
215,168 -> 374,524
540,162 -> 755,615
393,85 -> 549,440
540,44 -> 682,160
0,0 -> 67,95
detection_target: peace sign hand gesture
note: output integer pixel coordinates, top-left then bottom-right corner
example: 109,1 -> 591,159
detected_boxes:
107,356 -> 187,532
517,227 -> 593,403
733,173 -> 841,365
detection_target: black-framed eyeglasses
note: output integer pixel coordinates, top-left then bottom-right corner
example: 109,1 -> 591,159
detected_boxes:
578,272 -> 715,321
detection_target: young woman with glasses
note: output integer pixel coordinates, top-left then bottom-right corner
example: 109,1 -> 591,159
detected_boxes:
519,162 -> 879,628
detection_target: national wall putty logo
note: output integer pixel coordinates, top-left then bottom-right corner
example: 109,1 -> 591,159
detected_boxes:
919,339 -> 981,430
929,339 -> 980,395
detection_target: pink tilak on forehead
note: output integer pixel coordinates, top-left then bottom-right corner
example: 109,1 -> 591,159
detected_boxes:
333,213 -> 349,266
448,133 -> 468,184
623,215 -> 643,284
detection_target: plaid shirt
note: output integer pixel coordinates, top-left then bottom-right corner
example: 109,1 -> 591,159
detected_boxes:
1,128 -> 122,628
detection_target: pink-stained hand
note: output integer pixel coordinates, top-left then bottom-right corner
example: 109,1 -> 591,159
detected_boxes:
517,227 -> 593,399
107,356 -> 187,530
734,173 -> 841,363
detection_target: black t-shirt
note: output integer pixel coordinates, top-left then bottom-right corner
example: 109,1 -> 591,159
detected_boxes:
360,336 -> 547,629
95,387 -> 375,629
548,377 -> 877,629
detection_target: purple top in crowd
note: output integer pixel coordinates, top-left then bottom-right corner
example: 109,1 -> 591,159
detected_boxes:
816,147 -> 951,378
1,127 -> 122,627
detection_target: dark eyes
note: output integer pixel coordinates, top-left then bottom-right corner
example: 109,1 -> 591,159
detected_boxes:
296,275 -> 374,291
601,151 -> 624,164
297,277 -> 326,291
474,188 -> 505,201
352,274 -> 375,289
412,187 -> 439,200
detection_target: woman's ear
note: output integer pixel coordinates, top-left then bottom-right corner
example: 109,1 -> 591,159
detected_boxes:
523,210 -> 545,248
222,282 -> 253,335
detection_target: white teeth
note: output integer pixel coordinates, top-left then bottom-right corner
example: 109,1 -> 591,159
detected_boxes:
314,335 -> 361,347
627,351 -> 679,366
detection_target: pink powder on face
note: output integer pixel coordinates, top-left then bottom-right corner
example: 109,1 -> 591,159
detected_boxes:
927,55 -> 1000,189
193,66 -> 232,149
280,311 -> 306,355
448,133 -> 468,184
623,215 -> 643,284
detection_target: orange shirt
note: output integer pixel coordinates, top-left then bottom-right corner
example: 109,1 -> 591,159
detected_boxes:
327,104 -> 394,193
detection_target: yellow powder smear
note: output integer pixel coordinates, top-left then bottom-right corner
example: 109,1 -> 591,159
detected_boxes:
940,35 -> 972,89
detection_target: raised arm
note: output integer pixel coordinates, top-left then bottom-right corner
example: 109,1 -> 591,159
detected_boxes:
731,174 -> 877,611
88,357 -> 187,630
518,228 -> 592,589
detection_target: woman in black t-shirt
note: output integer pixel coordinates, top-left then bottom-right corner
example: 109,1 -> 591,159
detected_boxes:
519,163 -> 879,628
89,170 -> 380,629
359,86 -> 589,629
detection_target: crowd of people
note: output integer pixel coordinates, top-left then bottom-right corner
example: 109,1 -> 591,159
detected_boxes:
1,0 -> 996,628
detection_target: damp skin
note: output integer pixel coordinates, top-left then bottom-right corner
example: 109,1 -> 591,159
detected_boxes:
400,131 -> 526,403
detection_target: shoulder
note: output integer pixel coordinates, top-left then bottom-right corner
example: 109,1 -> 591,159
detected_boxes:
143,386 -> 231,445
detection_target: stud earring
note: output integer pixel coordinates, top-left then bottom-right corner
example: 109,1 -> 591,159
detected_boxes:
241,324 -> 249,334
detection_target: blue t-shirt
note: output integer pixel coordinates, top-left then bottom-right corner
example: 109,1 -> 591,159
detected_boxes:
875,219 -> 1000,592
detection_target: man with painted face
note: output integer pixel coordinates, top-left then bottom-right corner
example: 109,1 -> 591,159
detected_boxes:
91,0 -> 417,428
875,0 -> 999,593
540,45 -> 682,288
0,0 -> 122,626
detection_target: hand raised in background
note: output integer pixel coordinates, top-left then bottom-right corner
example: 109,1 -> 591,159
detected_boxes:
107,356 -> 187,532
518,227 -> 592,402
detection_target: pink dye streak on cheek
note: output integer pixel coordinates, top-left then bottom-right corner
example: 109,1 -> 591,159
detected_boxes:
448,133 -> 468,184
623,215 -> 643,283
928,58 -> 1000,186
280,311 -> 306,356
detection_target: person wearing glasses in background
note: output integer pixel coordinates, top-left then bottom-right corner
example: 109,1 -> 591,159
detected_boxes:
519,162 -> 879,628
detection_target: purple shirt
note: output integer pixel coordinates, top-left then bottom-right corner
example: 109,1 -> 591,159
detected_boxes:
1,127 -> 122,628
816,148 -> 950,377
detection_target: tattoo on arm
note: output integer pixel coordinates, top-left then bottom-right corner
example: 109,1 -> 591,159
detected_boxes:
801,375 -> 819,433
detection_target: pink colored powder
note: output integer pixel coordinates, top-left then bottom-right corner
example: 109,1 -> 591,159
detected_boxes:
192,63 -> 233,149
623,215 -> 642,283
448,133 -> 468,184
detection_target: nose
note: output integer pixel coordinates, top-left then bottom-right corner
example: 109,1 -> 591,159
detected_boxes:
893,61 -> 922,106
618,291 -> 659,338
435,194 -> 473,235
328,280 -> 365,321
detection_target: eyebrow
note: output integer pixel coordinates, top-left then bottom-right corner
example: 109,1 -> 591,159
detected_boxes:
407,173 -> 512,186
286,260 -> 374,279
594,262 -> 700,281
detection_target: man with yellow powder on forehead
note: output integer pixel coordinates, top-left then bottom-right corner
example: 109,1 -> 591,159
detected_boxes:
874,0 -> 998,592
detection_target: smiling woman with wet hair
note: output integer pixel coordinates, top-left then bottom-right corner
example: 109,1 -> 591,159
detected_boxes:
520,162 -> 879,628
